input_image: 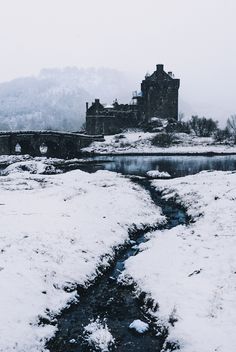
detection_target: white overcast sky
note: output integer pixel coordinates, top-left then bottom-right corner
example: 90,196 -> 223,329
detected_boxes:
0,0 -> 236,122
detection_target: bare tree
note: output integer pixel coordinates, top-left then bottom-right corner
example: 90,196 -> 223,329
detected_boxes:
227,115 -> 236,135
178,112 -> 185,122
189,115 -> 218,137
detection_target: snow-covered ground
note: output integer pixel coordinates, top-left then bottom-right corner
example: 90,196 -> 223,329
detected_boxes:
1,160 -> 60,176
0,155 -> 86,168
83,131 -> 236,155
122,171 -> 236,352
0,159 -> 163,352
0,154 -> 33,166
1,155 -> 236,352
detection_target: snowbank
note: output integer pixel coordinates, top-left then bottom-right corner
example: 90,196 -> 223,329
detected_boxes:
0,154 -> 32,165
0,168 -> 162,351
0,156 -> 96,176
82,131 -> 236,155
123,171 -> 236,352
1,160 -> 59,175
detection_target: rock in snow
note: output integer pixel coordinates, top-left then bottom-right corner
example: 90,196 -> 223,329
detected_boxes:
129,319 -> 149,333
146,169 -> 171,179
83,319 -> 115,351
69,338 -> 76,344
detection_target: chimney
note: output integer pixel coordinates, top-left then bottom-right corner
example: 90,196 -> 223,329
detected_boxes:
86,102 -> 89,111
95,99 -> 100,104
156,64 -> 164,71
168,71 -> 173,77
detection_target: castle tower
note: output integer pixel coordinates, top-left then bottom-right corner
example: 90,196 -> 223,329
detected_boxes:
140,64 -> 180,121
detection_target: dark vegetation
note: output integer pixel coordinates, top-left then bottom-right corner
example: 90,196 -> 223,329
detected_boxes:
166,121 -> 191,134
188,115 -> 218,137
151,133 -> 177,147
214,115 -> 236,144
151,114 -> 236,147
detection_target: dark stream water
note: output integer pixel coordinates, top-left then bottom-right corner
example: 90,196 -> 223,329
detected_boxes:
47,180 -> 189,352
85,155 -> 236,177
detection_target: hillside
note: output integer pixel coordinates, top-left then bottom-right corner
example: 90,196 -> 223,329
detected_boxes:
0,67 -> 133,131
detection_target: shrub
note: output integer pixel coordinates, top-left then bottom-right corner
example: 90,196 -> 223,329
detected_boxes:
119,140 -> 131,148
166,121 -> 191,134
151,133 -> 175,147
214,128 -> 231,143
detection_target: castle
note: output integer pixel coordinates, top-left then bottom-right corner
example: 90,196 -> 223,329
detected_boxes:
86,64 -> 180,135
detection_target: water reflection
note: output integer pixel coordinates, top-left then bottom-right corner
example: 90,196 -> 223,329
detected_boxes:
92,155 -> 236,177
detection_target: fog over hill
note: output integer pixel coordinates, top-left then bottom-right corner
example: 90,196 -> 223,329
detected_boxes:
0,67 -> 135,131
0,66 -> 228,132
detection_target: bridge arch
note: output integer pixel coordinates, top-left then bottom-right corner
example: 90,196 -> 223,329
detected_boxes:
36,139 -> 59,157
13,138 -> 35,155
39,143 -> 48,155
14,143 -> 22,154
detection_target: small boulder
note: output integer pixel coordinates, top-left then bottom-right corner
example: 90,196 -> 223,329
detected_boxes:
146,169 -> 171,179
129,319 -> 149,334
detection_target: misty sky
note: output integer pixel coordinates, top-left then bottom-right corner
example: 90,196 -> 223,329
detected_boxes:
0,0 -> 236,123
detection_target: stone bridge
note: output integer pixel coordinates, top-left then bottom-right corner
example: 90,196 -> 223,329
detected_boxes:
0,131 -> 104,158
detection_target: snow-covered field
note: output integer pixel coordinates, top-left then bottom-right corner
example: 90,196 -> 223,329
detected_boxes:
83,131 -> 236,155
123,171 -> 236,352
1,154 -> 236,352
0,160 -> 162,352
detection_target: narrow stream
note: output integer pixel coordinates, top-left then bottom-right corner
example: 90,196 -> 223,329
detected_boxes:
46,179 -> 189,352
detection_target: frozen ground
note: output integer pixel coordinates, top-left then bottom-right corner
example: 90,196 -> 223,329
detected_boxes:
122,170 -> 236,352
0,159 -> 162,352
83,131 -> 236,155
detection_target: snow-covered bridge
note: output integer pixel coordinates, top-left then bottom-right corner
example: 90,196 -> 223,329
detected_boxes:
0,131 -> 104,158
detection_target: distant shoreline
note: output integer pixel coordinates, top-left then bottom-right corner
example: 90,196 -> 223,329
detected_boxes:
82,151 -> 236,157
